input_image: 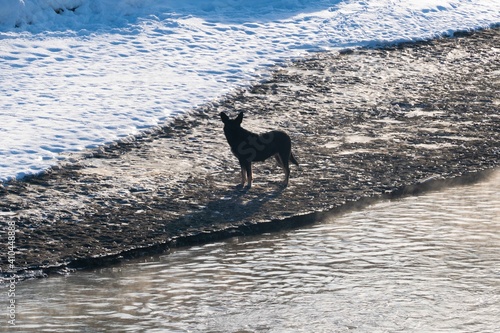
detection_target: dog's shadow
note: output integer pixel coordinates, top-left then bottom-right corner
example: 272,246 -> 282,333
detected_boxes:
209,182 -> 285,216
169,182 -> 286,233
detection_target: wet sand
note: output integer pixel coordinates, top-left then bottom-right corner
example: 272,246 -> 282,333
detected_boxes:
1,27 -> 499,279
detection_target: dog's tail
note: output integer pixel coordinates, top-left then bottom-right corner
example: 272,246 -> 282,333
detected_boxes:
290,152 -> 299,166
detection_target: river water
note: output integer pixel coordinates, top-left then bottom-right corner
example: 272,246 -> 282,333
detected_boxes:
5,171 -> 500,332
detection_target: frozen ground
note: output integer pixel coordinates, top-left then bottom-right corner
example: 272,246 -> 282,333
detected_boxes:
0,0 -> 499,181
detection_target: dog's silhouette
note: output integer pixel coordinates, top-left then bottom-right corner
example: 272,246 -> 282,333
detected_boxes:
220,112 -> 298,188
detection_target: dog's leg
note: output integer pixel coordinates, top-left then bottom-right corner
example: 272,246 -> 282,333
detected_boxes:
239,162 -> 247,188
279,151 -> 291,187
240,167 -> 247,187
274,154 -> 284,168
283,167 -> 290,187
246,163 -> 253,188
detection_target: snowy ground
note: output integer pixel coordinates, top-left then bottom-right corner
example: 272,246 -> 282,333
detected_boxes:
0,0 -> 499,182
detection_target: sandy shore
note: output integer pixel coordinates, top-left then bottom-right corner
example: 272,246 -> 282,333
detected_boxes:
1,27 -> 499,280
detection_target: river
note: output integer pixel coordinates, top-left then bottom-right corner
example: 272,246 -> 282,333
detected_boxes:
5,171 -> 499,332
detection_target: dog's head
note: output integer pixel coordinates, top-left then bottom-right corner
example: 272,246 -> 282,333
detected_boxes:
220,112 -> 243,131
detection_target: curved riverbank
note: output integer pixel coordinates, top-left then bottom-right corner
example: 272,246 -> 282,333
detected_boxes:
1,27 -> 499,280
11,172 -> 499,332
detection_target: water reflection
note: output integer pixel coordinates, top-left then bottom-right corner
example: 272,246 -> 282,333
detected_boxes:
8,172 -> 500,332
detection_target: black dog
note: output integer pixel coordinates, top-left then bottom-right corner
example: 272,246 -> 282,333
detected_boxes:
220,112 -> 298,188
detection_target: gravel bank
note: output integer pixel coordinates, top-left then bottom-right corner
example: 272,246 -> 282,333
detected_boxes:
1,27 -> 499,280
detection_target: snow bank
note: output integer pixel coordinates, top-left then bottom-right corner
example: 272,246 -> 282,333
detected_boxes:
0,0 -> 24,27
0,0 -> 329,30
0,0 -> 146,30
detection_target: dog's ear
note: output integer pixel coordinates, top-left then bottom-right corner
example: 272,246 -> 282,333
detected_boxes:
236,112 -> 243,125
219,112 -> 229,123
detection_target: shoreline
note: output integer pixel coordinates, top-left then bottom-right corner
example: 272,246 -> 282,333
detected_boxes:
1,27 -> 499,281
34,168 -> 500,276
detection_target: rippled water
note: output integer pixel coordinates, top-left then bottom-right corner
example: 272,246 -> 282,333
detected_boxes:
6,172 -> 500,332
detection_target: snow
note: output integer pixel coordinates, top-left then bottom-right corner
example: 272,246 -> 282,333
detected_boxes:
0,0 -> 499,182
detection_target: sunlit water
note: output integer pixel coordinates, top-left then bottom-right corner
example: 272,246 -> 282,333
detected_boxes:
5,172 -> 500,332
